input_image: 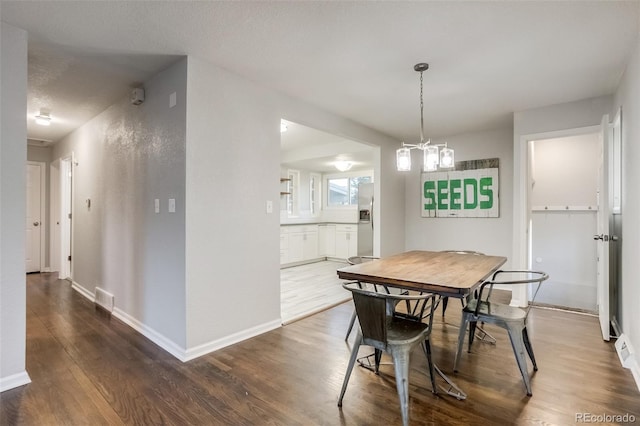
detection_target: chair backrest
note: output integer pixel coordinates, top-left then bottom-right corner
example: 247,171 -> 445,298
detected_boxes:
347,256 -> 379,265
342,282 -> 437,348
351,290 -> 388,344
441,250 -> 485,256
476,270 -> 549,319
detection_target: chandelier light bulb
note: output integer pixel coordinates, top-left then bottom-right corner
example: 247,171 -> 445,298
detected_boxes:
396,147 -> 412,171
440,147 -> 455,168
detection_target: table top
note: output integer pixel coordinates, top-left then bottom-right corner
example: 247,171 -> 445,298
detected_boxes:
336,250 -> 507,297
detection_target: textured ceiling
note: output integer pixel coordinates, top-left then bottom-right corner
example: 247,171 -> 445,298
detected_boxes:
2,1 -> 639,150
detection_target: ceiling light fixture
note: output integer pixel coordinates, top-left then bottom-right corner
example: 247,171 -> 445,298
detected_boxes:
396,63 -> 454,172
35,110 -> 52,126
334,161 -> 353,172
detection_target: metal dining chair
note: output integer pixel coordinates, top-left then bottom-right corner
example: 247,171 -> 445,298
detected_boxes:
338,282 -> 438,426
453,270 -> 549,396
344,256 -> 380,340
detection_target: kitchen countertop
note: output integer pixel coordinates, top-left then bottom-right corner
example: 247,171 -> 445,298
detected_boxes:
280,222 -> 357,226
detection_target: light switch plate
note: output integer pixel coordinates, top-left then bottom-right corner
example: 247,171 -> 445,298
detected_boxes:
169,92 -> 177,108
154,199 -> 160,213
266,200 -> 273,214
168,198 -> 176,213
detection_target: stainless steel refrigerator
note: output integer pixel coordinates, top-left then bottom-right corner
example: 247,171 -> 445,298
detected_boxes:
357,183 -> 374,256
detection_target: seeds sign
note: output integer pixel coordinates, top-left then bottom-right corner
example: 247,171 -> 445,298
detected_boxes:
421,158 -> 499,218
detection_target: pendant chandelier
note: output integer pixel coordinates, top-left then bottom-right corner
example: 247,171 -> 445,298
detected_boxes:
396,63 -> 454,172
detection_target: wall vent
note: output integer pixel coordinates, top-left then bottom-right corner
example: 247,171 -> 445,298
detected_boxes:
95,287 -> 114,313
615,334 -> 635,369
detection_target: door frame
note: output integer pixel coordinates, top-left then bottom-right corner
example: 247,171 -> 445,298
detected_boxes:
50,159 -> 61,273
59,154 -> 74,280
513,125 -> 600,307
27,161 -> 46,273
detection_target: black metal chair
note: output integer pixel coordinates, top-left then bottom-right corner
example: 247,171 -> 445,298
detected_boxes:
338,282 -> 438,426
453,270 -> 549,396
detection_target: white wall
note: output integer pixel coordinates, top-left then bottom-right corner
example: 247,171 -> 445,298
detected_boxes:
52,58 -> 188,351
614,31 -> 640,384
184,56 -> 403,355
531,134 -> 599,208
405,127 -> 514,262
0,22 -> 30,392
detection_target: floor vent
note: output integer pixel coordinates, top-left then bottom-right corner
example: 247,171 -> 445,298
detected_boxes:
95,287 -> 114,313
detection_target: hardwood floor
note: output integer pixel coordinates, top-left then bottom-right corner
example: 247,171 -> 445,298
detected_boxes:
280,260 -> 349,324
1,273 -> 638,425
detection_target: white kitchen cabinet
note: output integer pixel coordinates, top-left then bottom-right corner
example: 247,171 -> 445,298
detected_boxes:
318,224 -> 336,257
303,231 -> 318,260
280,225 -> 319,266
280,232 -> 288,264
288,232 -> 304,263
335,224 -> 357,260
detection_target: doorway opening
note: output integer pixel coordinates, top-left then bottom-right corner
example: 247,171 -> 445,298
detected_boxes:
528,132 -> 599,312
279,119 -> 379,324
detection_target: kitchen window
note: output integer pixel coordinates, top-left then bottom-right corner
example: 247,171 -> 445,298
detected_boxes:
287,169 -> 300,217
327,175 -> 372,207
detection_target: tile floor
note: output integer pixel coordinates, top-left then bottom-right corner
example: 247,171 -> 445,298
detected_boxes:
280,260 -> 350,324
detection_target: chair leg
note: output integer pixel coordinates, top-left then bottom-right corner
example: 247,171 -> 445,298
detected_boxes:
390,346 -> 412,426
422,339 -> 437,393
506,324 -> 532,396
468,320 -> 477,352
522,327 -> 538,371
374,349 -> 382,374
338,330 -> 363,407
345,310 -> 357,340
441,296 -> 449,317
454,312 -> 471,372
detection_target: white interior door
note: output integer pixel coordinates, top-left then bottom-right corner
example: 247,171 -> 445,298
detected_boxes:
596,114 -> 611,341
26,162 -> 43,273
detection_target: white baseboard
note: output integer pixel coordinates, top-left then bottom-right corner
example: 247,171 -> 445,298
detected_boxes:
42,266 -> 51,273
71,282 -> 281,364
112,308 -> 187,361
631,358 -> 640,392
183,319 -> 282,362
71,281 -> 95,302
0,371 -> 31,393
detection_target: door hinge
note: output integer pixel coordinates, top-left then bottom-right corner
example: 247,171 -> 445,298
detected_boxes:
68,255 -> 71,261
68,213 -> 72,219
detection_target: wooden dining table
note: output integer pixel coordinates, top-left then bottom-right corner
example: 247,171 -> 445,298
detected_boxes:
336,250 -> 507,399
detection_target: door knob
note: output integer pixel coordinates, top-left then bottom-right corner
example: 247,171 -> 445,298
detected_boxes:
33,221 -> 40,226
593,234 -> 616,242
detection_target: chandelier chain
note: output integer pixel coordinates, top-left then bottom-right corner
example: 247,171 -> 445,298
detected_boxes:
419,71 -> 425,144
